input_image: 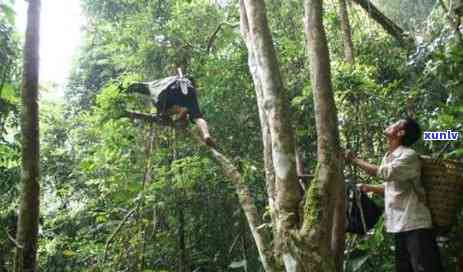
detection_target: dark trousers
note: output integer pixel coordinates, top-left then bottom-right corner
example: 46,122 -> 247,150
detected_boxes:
394,228 -> 443,272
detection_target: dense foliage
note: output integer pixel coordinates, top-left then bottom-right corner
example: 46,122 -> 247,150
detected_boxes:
0,0 -> 22,269
1,0 -> 462,271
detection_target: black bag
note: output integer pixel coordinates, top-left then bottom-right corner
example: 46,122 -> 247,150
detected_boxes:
345,182 -> 383,235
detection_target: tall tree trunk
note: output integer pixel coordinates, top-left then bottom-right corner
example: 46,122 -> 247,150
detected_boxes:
138,125 -> 155,271
240,0 -> 346,270
331,184 -> 346,272
240,0 -> 303,270
333,0 -> 351,269
241,219 -> 249,272
301,0 -> 345,271
239,2 -> 280,264
177,204 -> 187,272
15,0 -> 41,271
338,0 -> 355,64
352,0 -> 414,48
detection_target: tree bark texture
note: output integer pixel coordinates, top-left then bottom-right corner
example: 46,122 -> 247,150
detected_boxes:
352,0 -> 413,48
15,0 -> 41,271
206,146 -> 277,272
338,0 -> 355,64
302,0 -> 345,271
334,2 -> 352,265
128,107 -> 277,270
138,125 -> 155,271
331,183 -> 346,272
177,205 -> 187,272
240,0 -> 305,270
239,1 -> 280,263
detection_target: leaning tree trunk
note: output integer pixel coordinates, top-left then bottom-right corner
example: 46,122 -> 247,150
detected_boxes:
352,0 -> 414,48
338,0 -> 354,64
125,95 -> 278,270
206,147 -> 277,272
300,0 -> 345,271
187,129 -> 276,271
15,0 -> 41,271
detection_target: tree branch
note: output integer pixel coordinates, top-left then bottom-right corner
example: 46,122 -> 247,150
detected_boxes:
103,204 -> 139,261
351,0 -> 414,48
439,0 -> 450,13
122,110 -> 276,269
176,22 -> 239,54
102,124 -> 155,264
4,227 -> 23,249
122,111 -> 173,127
438,0 -> 463,46
206,22 -> 239,53
190,130 -> 277,271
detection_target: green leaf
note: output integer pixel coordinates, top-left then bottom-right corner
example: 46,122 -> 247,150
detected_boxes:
0,4 -> 16,25
351,254 -> 370,271
1,84 -> 18,103
63,250 -> 76,257
229,260 -> 247,269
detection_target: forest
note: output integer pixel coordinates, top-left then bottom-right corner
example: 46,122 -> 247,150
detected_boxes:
1,0 -> 462,271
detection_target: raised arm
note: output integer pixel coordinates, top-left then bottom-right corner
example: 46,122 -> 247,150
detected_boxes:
345,150 -> 384,196
345,151 -> 379,177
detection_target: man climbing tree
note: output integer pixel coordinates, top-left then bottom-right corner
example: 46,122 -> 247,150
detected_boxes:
15,0 -> 41,271
128,75 -> 215,147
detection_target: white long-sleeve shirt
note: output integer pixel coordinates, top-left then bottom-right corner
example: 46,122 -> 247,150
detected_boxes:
377,146 -> 433,233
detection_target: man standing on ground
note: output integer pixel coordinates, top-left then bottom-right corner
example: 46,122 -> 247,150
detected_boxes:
345,117 -> 443,272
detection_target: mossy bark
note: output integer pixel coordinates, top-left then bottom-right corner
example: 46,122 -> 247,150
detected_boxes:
302,0 -> 346,271
15,0 -> 41,271
240,0 -> 304,269
239,0 -> 345,270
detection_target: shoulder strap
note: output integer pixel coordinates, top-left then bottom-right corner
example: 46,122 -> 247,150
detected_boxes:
177,77 -> 193,95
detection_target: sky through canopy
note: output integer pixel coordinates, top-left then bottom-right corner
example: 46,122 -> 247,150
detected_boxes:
15,0 -> 83,101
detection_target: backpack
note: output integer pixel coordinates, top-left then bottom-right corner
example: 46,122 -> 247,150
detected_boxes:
345,181 -> 383,235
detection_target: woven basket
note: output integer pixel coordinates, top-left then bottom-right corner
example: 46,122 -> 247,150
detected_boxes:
420,156 -> 463,230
